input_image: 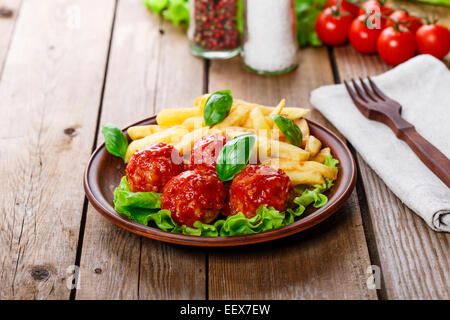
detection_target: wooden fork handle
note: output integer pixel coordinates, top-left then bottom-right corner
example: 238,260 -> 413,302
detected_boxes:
398,126 -> 450,188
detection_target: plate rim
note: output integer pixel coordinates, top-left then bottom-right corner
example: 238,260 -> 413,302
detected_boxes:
84,116 -> 357,247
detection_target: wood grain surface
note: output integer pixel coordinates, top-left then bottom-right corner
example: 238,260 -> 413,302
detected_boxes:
76,0 -> 206,299
334,45 -> 450,299
0,0 -> 22,76
0,0 -> 116,299
207,49 -> 377,300
0,0 -> 448,300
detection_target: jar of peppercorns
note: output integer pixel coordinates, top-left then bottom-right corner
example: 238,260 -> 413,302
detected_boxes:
188,0 -> 240,59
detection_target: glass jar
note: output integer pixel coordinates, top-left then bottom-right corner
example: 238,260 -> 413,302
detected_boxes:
188,0 -> 240,59
242,0 -> 299,75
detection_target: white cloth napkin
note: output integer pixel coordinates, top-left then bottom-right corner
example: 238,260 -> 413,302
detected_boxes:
310,54 -> 450,232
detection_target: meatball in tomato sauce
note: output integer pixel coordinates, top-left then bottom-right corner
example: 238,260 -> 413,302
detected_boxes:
227,165 -> 292,218
161,169 -> 227,227
190,134 -> 226,174
126,142 -> 184,193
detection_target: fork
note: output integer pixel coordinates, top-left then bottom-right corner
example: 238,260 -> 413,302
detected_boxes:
344,77 -> 450,188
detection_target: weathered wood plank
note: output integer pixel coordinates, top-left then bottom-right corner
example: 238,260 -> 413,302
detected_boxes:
76,0 -> 206,299
0,0 -> 116,299
138,18 -> 206,300
334,44 -> 450,299
0,0 -> 22,76
208,48 -> 377,300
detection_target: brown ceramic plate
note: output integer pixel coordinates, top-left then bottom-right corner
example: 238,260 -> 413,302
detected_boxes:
84,116 -> 356,247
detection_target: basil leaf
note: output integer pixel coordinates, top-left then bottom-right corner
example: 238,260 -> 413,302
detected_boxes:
216,133 -> 256,181
101,124 -> 128,160
269,115 -> 303,147
203,90 -> 233,126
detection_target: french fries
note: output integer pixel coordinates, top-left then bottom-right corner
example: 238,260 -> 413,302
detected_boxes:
294,118 -> 309,147
127,125 -> 164,140
264,158 -> 338,180
194,94 -> 210,112
156,107 -> 202,127
122,93 -> 337,190
174,127 -> 222,154
263,158 -> 338,185
250,107 -> 271,132
310,147 -> 331,163
125,126 -> 189,162
182,116 -> 205,131
284,171 -> 325,186
305,135 -> 322,157
270,99 -> 285,116
213,105 -> 251,129
260,106 -> 310,120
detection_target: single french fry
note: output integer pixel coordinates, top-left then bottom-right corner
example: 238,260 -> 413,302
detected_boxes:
264,158 -> 338,180
250,107 -> 271,131
194,94 -> 210,112
257,136 -> 310,162
223,126 -> 256,138
305,135 -> 322,157
243,116 -> 253,128
213,105 -> 250,129
279,108 -> 310,120
156,107 -> 202,127
125,126 -> 189,162
127,125 -> 164,140
270,99 -> 285,115
310,147 -> 331,163
294,118 -> 309,147
284,171 -> 325,186
260,106 -> 310,120
182,116 -> 205,131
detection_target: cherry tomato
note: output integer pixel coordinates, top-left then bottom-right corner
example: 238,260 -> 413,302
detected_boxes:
377,26 -> 416,66
415,24 -> 450,60
349,15 -> 382,54
387,10 -> 422,34
325,0 -> 360,16
359,0 -> 393,16
359,0 -> 392,29
315,6 -> 354,46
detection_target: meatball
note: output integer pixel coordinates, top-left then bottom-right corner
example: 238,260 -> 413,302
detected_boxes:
161,170 -> 227,227
126,142 -> 184,193
228,165 -> 292,218
190,134 -> 226,173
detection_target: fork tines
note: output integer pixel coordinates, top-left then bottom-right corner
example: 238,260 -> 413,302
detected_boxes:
344,76 -> 387,105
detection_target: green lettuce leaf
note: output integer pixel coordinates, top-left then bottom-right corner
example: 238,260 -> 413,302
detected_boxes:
143,0 -> 169,14
324,154 -> 339,169
143,0 -> 189,26
163,0 -> 190,25
113,177 -> 175,229
113,153 -> 337,236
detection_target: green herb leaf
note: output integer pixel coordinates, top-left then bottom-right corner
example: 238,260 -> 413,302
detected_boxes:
101,124 -> 129,160
269,114 -> 303,147
216,133 -> 256,181
296,0 -> 326,47
203,90 -> 233,126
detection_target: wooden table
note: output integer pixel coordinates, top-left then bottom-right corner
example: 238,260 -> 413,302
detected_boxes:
0,0 -> 448,300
